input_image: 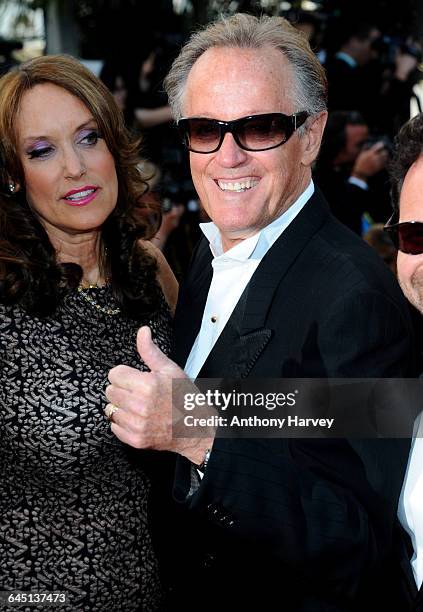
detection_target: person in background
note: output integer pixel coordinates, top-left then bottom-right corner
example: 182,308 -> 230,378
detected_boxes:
100,50 -> 193,276
0,54 -> 177,610
314,110 -> 389,233
288,8 -> 324,55
100,44 -> 175,157
365,36 -> 422,139
385,112 -> 423,610
325,20 -> 381,116
106,14 -> 415,611
325,19 -> 420,138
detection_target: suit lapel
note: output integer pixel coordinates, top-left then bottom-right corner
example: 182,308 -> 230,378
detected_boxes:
172,238 -> 213,368
198,287 -> 274,378
241,188 -> 329,333
200,190 -> 330,378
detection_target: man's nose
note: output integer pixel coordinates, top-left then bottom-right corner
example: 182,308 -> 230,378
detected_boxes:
63,146 -> 86,179
215,132 -> 248,167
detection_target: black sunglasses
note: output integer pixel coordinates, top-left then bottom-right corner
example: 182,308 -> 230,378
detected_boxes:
384,214 -> 423,254
177,111 -> 309,154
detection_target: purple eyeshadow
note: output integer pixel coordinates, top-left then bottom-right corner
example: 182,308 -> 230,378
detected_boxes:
27,141 -> 49,153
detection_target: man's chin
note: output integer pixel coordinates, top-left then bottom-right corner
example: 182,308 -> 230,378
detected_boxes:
218,224 -> 261,250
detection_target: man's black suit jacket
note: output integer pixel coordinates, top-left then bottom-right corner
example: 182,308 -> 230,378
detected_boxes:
166,190 -> 415,611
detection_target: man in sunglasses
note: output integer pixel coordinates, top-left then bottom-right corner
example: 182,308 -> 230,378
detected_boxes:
106,14 -> 415,610
386,113 -> 423,609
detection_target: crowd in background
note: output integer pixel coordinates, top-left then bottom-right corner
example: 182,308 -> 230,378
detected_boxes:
82,11 -> 422,283
1,9 -> 422,279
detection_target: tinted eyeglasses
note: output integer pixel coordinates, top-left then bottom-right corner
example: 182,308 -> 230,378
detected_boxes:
177,111 -> 309,154
384,214 -> 423,254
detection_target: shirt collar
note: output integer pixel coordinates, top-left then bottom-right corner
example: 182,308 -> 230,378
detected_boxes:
200,180 -> 315,262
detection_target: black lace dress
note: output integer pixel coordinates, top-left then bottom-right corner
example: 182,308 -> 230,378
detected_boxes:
0,285 -> 172,611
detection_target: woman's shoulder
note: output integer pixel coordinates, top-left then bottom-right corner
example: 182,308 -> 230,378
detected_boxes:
137,240 -> 178,315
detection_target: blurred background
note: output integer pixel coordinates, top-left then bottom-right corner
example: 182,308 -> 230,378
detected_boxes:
1,1 -> 422,68
0,0 -> 422,279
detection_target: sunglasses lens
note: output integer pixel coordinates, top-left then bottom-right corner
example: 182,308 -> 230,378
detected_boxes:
179,113 -> 302,153
238,115 -> 288,150
397,224 -> 423,255
183,119 -> 220,152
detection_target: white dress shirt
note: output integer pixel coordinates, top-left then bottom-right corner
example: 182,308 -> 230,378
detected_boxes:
398,415 -> 423,589
184,181 -> 314,379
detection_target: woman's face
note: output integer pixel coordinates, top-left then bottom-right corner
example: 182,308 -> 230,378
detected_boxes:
15,83 -> 118,240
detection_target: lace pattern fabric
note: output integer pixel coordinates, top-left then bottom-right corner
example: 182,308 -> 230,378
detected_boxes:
0,287 -> 172,611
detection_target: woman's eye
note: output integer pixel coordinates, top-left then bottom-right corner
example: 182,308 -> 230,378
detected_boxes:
79,130 -> 100,146
27,146 -> 54,159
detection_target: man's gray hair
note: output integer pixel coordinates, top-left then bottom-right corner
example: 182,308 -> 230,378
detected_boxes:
164,13 -> 327,122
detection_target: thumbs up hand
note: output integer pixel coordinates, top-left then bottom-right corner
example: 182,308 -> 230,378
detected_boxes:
137,325 -> 182,378
106,326 -> 213,464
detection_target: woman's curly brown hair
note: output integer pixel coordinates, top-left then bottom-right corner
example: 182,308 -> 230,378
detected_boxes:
0,54 -> 162,318
390,113 -> 423,216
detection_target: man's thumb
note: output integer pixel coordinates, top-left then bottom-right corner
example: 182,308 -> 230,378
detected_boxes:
137,326 -> 172,372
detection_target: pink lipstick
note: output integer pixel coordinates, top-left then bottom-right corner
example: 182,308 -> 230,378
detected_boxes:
63,185 -> 99,207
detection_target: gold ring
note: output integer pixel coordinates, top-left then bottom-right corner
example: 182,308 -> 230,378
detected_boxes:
105,403 -> 119,423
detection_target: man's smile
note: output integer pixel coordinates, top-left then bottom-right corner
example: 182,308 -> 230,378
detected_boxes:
215,178 -> 260,192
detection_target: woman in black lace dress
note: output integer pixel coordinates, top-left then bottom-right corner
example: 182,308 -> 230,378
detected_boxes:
0,55 -> 178,611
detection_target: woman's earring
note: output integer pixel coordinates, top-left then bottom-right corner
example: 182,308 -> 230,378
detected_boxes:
8,183 -> 15,193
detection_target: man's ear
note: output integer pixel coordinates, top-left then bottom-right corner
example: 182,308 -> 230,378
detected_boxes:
301,111 -> 328,167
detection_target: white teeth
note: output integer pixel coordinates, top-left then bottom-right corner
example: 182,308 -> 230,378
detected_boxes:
65,188 -> 95,200
217,179 -> 258,192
